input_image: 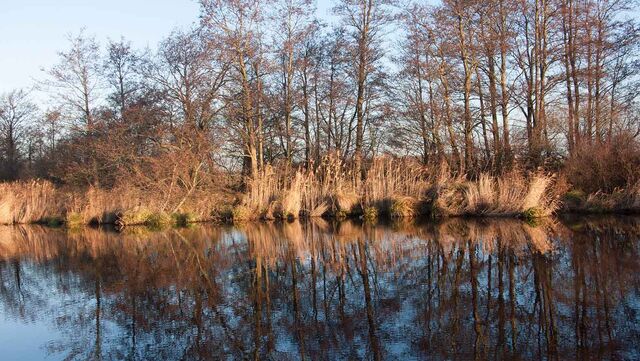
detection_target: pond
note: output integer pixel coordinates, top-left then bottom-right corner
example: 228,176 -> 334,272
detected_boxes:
0,216 -> 639,360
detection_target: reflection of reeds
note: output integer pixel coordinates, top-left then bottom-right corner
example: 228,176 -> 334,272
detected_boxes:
233,217 -> 562,272
431,218 -> 556,255
0,225 -> 224,262
0,226 -> 66,261
0,217 -> 576,273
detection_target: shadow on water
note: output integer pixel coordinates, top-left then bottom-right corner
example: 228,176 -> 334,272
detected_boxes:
0,216 -> 639,360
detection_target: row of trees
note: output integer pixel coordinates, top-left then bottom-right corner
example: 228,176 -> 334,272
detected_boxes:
1,0 -> 638,186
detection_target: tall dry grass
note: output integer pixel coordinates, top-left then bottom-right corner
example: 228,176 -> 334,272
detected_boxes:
363,157 -> 431,217
65,185 -> 149,225
236,155 -> 433,221
0,180 -> 224,226
0,158 -> 566,226
238,155 -> 360,221
428,171 -> 558,218
563,181 -> 640,213
235,157 -> 559,221
0,181 -> 62,224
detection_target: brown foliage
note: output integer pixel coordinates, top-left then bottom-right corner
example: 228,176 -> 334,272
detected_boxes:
564,135 -> 640,193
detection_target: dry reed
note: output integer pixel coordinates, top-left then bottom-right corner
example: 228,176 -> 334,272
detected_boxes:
0,158 -> 576,226
428,171 -> 558,218
564,182 -> 640,213
0,181 -> 62,224
0,180 -> 220,226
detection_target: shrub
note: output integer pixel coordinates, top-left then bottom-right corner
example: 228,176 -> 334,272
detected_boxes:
65,212 -> 85,229
390,196 -> 419,218
144,212 -> 172,229
116,208 -> 152,226
41,216 -> 64,227
562,189 -> 586,210
172,212 -> 197,227
231,205 -> 253,223
363,206 -> 379,222
564,135 -> 640,193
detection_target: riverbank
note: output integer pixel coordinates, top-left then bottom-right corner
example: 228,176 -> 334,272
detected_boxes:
1,162 -> 638,229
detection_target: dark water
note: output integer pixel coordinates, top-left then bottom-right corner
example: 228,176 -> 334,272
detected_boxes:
0,216 -> 639,361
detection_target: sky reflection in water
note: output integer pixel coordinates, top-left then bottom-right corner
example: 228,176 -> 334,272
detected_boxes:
0,216 -> 639,360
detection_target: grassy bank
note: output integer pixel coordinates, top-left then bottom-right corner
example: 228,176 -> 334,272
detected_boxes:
0,180 -> 229,227
2,157 -> 639,228
561,183 -> 640,214
222,157 -> 559,223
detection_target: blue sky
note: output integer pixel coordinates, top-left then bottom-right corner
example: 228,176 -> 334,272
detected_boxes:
0,0 -> 194,92
0,0 -> 334,94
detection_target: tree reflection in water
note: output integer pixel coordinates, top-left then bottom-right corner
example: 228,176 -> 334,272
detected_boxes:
0,216 -> 639,360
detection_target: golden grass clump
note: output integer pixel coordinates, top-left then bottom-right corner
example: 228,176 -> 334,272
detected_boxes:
565,182 -> 640,213
363,156 -> 430,212
427,170 -> 557,219
389,196 -> 420,218
307,201 -> 329,217
464,174 -> 497,214
304,154 -> 359,217
0,180 -> 62,225
275,171 -> 305,219
172,212 -> 197,227
143,212 -> 172,229
363,206 -> 379,222
425,165 -> 466,217
332,189 -> 360,217
66,185 -> 147,225
64,212 -> 85,229
115,207 -> 153,226
231,205 -> 253,223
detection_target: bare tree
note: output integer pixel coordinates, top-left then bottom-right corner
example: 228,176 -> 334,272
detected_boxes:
200,0 -> 267,178
140,28 -> 228,131
104,38 -> 139,118
0,90 -> 38,179
334,0 -> 393,178
273,0 -> 316,166
42,29 -> 102,130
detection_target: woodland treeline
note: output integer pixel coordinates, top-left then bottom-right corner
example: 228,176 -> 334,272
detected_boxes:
1,0 -> 639,194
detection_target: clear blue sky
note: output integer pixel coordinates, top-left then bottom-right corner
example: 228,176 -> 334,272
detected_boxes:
0,0 -> 334,95
1,0 -> 636,96
0,0 -> 194,92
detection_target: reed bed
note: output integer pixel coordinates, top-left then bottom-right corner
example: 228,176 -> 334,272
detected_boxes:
427,170 -> 558,219
562,182 -> 640,213
0,181 -> 62,225
363,156 -> 431,216
0,157 -> 599,226
227,157 -> 561,222
0,181 -> 223,226
235,155 -> 433,222
237,155 -> 361,222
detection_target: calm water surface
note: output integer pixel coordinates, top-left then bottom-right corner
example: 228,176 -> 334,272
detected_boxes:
0,216 -> 639,360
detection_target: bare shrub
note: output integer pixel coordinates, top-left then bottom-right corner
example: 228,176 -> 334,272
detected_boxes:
564,135 -> 640,193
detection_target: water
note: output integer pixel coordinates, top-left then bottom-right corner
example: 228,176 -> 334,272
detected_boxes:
0,216 -> 639,360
